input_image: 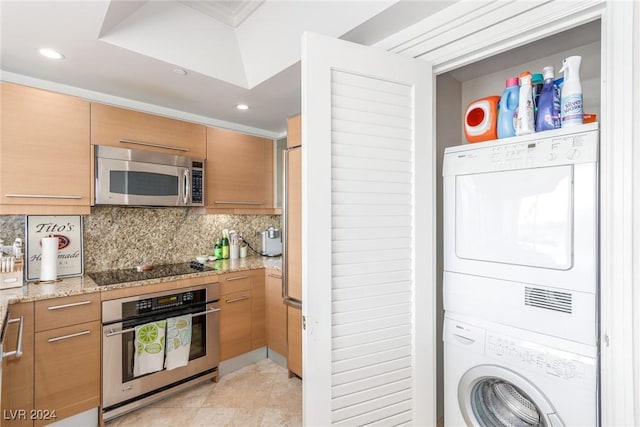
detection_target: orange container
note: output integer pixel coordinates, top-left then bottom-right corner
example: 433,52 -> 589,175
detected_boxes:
464,96 -> 500,143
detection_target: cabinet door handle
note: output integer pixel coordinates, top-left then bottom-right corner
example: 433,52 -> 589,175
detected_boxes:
47,300 -> 92,310
105,308 -> 221,337
119,139 -> 189,152
225,276 -> 249,281
214,201 -> 262,205
47,330 -> 91,343
225,296 -> 249,303
268,273 -> 282,279
2,316 -> 24,359
5,194 -> 82,200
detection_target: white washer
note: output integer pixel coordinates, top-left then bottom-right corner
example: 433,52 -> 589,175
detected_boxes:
444,313 -> 598,427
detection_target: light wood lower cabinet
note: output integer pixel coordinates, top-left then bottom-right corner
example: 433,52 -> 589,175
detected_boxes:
1,303 -> 35,427
251,270 -> 266,349
287,306 -> 302,378
33,321 -> 100,427
219,290 -> 252,361
31,293 -> 100,426
265,270 -> 287,356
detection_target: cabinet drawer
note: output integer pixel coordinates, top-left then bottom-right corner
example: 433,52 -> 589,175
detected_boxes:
34,320 -> 100,425
35,293 -> 100,332
219,272 -> 251,295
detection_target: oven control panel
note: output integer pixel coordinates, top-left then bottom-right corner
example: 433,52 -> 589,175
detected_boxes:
123,289 -> 206,317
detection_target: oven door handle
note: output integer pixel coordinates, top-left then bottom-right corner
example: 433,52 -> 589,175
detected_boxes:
190,307 -> 221,318
104,308 -> 221,337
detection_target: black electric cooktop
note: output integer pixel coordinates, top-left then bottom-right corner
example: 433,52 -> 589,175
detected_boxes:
87,262 -> 216,287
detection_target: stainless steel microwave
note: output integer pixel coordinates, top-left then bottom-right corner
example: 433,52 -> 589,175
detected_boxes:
95,145 -> 204,207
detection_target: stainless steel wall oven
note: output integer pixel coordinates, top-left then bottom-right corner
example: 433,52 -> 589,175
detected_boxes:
102,282 -> 219,421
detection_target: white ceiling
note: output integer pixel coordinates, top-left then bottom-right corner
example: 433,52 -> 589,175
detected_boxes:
0,0 -> 452,137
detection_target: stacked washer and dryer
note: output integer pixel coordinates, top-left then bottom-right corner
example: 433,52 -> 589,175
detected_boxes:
442,123 -> 600,426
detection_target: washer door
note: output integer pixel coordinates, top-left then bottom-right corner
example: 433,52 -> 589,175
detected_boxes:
458,365 -> 563,427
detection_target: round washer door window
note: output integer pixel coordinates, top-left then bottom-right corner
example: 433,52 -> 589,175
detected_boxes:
458,365 -> 560,427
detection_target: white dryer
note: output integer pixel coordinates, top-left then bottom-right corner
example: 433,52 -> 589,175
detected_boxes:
443,124 -> 599,345
444,313 -> 598,427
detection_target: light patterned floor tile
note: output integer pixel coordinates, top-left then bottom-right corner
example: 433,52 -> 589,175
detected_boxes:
106,359 -> 301,427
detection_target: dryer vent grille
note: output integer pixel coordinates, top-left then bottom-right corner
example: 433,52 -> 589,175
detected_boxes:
524,287 -> 572,314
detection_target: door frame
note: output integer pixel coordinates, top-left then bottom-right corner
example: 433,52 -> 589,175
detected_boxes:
375,0 -> 638,425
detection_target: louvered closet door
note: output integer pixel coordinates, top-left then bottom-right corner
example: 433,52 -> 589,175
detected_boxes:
302,32 -> 434,426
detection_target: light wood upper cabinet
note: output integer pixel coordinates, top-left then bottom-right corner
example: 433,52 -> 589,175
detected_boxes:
90,103 -> 206,158
285,147 -> 302,302
206,127 -> 274,211
1,303 -> 35,427
265,269 -> 287,357
0,83 -> 91,215
287,115 -> 301,148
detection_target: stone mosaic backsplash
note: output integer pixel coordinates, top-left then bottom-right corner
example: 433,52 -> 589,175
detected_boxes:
0,207 -> 281,273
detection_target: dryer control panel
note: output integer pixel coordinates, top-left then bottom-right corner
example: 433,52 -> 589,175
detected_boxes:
443,123 -> 599,176
486,333 -> 597,387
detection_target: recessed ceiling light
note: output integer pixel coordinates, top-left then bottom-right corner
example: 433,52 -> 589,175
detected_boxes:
38,48 -> 65,60
236,104 -> 249,110
173,68 -> 187,76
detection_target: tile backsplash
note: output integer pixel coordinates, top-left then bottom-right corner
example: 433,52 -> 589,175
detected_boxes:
0,207 -> 281,273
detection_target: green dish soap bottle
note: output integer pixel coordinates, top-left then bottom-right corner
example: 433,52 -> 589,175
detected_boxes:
213,239 -> 222,260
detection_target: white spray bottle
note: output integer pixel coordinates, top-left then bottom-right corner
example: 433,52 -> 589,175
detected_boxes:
559,55 -> 583,127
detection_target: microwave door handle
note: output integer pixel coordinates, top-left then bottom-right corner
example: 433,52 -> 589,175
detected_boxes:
182,169 -> 190,205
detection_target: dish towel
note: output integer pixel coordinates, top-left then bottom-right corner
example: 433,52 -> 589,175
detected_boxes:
133,320 -> 166,377
164,314 -> 192,370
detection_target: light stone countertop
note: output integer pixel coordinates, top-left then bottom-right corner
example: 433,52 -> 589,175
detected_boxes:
0,255 -> 281,330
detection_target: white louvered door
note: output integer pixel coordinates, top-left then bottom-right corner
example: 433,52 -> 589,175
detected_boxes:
302,32 -> 434,426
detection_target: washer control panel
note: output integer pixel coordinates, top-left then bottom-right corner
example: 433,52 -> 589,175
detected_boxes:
486,333 -> 596,386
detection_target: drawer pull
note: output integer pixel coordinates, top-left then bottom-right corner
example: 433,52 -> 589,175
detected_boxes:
268,273 -> 282,279
5,194 -> 82,200
48,330 -> 91,343
225,296 -> 249,304
47,300 -> 92,310
225,275 -> 249,281
214,201 -> 262,205
2,316 -> 24,359
119,139 -> 189,152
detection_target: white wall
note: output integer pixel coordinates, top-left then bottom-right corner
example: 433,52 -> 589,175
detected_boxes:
435,72 -> 461,422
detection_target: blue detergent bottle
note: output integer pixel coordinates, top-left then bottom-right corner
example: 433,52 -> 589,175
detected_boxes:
497,77 -> 519,138
536,66 -> 561,131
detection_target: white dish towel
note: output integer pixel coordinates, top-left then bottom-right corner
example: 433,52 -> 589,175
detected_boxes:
164,314 -> 192,370
133,320 -> 166,377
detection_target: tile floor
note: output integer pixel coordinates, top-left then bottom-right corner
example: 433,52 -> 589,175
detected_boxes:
106,359 -> 302,427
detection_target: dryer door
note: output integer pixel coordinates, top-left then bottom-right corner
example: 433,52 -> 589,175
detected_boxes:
458,365 -> 563,427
